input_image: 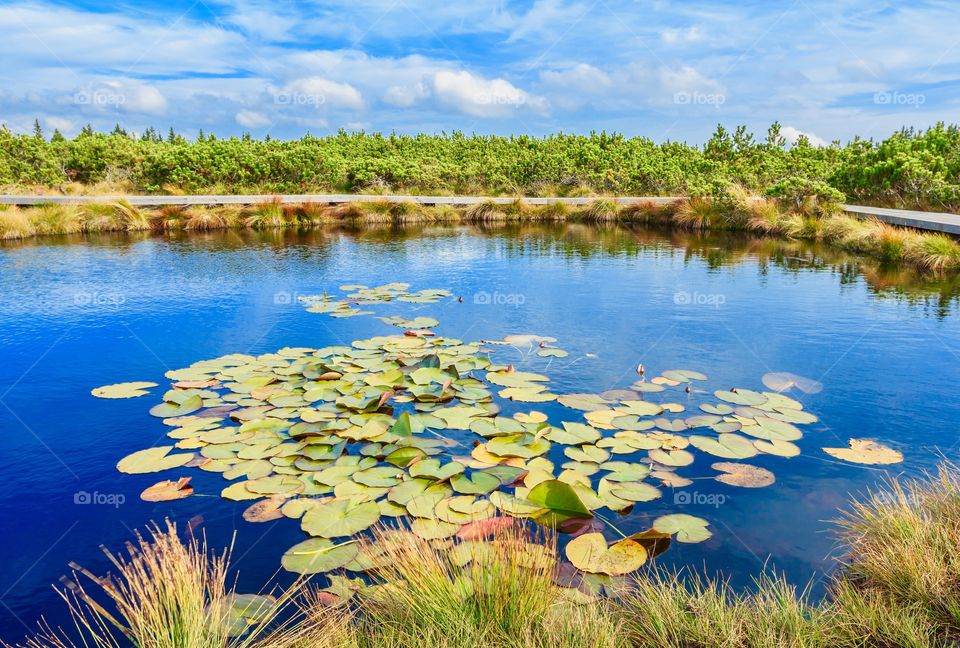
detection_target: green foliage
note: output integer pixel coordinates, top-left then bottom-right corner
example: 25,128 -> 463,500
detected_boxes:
3,122 -> 959,210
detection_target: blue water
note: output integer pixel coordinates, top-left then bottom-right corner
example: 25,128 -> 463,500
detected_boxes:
1,224 -> 959,640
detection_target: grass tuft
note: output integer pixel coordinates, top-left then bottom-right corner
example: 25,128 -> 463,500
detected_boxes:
584,198 -> 620,222
0,207 -> 35,239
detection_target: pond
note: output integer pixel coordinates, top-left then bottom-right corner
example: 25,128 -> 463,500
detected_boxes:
1,222 -> 959,639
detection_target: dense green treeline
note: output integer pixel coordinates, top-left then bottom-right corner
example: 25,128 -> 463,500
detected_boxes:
2,122 -> 959,209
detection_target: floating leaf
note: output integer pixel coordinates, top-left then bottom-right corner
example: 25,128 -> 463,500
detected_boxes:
689,434 -> 758,459
301,499 -> 381,538
243,497 -> 286,522
450,471 -> 501,495
282,538 -> 358,574
762,372 -> 823,394
409,459 -> 465,480
140,477 -> 194,502
653,514 -> 712,543
712,462 -> 775,488
715,389 -> 767,406
648,449 -> 694,467
527,480 -> 592,520
823,439 -> 903,465
565,533 -> 647,575
117,446 -> 194,474
92,381 -> 158,399
754,439 -> 801,457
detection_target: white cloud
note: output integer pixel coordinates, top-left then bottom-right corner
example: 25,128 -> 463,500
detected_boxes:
235,110 -> 272,128
781,126 -> 828,147
661,26 -> 703,44
270,77 -> 364,110
432,70 -> 548,118
382,82 -> 430,108
43,116 -> 74,135
540,64 -> 612,94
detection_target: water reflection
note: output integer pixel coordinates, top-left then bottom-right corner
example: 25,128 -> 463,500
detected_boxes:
5,222 -> 956,317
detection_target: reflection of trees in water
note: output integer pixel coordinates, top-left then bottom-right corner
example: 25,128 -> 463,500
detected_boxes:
4,222 -> 959,317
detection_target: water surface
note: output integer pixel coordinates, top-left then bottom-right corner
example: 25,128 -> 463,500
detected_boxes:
1,223 -> 959,639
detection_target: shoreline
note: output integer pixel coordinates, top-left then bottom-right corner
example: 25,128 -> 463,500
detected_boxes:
3,195 -> 960,274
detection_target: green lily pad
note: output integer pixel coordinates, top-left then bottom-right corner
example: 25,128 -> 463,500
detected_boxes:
281,538 -> 358,574
409,458 -> 465,480
117,446 -> 194,474
301,498 -> 381,538
653,514 -> 712,544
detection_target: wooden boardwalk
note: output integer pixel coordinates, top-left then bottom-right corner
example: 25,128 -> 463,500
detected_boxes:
1,194 -> 958,234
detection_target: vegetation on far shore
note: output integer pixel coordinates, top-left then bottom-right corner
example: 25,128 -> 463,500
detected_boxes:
3,188 -> 960,274
7,464 -> 960,648
3,122 -> 960,212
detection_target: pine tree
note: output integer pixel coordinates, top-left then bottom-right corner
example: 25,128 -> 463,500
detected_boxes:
51,129 -> 65,142
33,118 -> 44,140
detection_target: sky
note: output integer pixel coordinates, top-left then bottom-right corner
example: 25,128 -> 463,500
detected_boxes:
1,0 -> 958,144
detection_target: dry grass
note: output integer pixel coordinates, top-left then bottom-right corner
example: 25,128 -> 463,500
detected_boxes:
584,198 -> 620,222
8,521 -> 307,648
245,199 -> 287,228
3,196 -> 960,276
673,197 -> 722,229
0,207 -> 35,239
464,199 -> 507,221
835,463 -> 960,630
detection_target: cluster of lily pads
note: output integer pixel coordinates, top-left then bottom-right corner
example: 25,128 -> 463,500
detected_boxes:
94,282 -> 902,585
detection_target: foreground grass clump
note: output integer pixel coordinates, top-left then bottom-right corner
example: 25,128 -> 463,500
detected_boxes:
9,464 -> 960,648
11,521 -> 307,648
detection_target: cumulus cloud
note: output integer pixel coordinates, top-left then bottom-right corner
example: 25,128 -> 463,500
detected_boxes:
43,116 -> 74,133
382,82 -> 430,108
235,110 -> 272,128
270,77 -> 364,110
431,70 -> 548,118
72,81 -> 168,115
781,126 -> 828,147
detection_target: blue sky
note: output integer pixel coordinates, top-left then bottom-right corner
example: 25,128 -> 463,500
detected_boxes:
1,0 -> 958,143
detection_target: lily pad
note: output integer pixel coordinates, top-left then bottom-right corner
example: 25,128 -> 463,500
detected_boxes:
823,439 -> 903,465
712,462 -> 775,488
92,381 -> 158,399
117,446 -> 194,474
565,532 -> 647,575
653,514 -> 712,544
282,538 -> 358,574
301,498 -> 381,538
140,477 -> 194,502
